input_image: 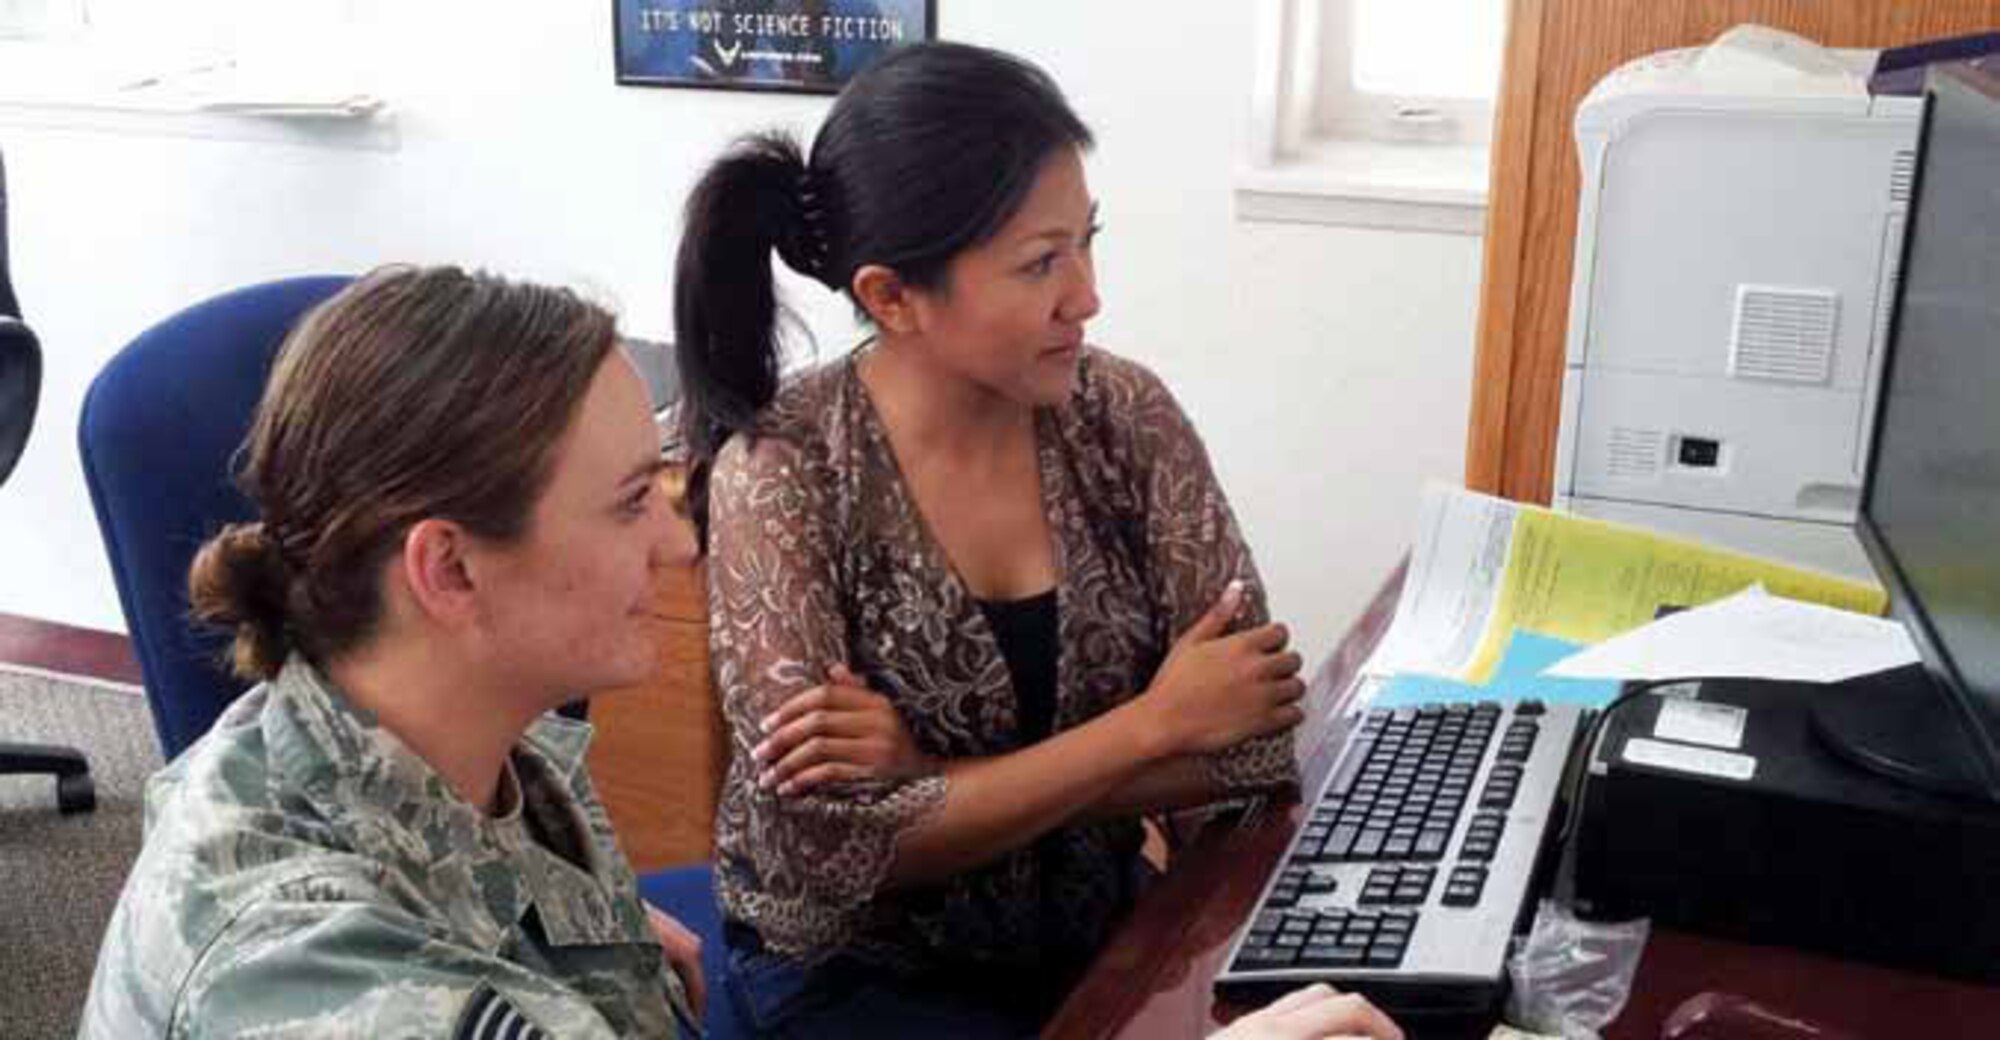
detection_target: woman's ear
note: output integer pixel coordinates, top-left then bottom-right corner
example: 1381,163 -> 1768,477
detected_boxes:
851,264 -> 923,335
398,518 -> 479,627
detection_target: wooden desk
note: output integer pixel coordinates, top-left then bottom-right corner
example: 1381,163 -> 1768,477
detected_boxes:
1046,572 -> 2000,1040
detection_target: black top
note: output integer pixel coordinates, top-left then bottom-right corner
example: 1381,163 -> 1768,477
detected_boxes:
976,589 -> 1060,745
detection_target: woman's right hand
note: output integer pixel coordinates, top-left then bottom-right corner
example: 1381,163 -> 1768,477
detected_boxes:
1211,985 -> 1404,1040
1138,581 -> 1307,757
751,664 -> 937,796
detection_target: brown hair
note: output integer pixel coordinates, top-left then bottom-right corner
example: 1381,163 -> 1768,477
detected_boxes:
188,265 -> 618,680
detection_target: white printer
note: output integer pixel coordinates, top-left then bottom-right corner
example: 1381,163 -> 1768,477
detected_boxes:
1552,26 -> 1923,578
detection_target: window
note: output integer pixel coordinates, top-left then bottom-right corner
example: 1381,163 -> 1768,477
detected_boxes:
1317,0 -> 1503,145
1241,0 -> 1506,232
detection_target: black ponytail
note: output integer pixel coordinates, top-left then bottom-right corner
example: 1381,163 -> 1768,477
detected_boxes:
673,42 -> 1093,547
673,131 -> 815,541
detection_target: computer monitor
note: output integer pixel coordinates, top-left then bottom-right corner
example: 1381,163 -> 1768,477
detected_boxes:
1830,60 -> 2000,803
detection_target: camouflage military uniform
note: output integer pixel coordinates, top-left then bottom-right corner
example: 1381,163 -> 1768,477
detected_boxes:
80,656 -> 693,1039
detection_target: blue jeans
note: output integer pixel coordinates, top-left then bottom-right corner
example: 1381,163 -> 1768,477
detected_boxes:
723,925 -> 1069,1039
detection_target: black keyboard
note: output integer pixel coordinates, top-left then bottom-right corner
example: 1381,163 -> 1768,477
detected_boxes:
1214,699 -> 1587,1022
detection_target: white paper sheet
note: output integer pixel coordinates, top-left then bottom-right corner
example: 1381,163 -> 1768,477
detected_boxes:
1543,586 -> 1919,684
1365,483 -> 1520,679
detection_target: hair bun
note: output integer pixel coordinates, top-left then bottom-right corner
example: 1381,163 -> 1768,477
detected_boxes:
187,521 -> 295,680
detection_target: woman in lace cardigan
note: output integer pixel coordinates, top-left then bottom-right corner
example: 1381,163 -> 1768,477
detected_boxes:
671,41 -> 1397,1040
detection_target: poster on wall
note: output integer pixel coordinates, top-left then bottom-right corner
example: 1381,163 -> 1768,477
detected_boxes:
614,0 -> 936,94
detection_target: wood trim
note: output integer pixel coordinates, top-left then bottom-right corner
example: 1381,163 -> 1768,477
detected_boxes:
585,559 -> 725,873
0,612 -> 144,686
1465,1 -> 2000,503
1466,0 -> 1549,495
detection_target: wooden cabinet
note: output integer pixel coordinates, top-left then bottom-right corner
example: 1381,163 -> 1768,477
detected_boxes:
1467,0 -> 2000,503
585,559 -> 726,873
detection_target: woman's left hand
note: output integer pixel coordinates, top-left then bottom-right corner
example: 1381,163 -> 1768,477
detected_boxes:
643,901 -> 707,1020
753,664 -> 936,796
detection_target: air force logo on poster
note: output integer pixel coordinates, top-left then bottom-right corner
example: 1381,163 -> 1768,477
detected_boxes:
615,0 -> 935,94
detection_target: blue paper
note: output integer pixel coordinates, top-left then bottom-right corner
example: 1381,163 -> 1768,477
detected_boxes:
1373,631 -> 1622,710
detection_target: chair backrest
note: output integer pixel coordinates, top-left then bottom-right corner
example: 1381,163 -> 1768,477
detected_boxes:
0,145 -> 39,488
0,319 -> 35,488
79,276 -> 351,759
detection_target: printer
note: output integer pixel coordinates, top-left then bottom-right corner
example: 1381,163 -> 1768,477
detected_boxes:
1552,26 -> 1922,580
1571,52 -> 2000,985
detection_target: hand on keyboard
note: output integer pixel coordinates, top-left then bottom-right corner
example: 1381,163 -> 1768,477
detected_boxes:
1211,984 -> 1405,1040
1141,581 -> 1307,755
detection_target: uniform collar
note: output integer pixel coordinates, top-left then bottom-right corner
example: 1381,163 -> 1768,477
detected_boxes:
261,656 -> 654,955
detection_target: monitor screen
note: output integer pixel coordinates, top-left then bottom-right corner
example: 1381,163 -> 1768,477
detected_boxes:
1859,63 -> 2000,790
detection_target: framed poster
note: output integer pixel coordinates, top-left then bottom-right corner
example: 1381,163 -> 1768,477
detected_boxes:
615,0 -> 937,95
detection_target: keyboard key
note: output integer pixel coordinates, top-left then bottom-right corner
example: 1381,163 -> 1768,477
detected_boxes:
1443,883 -> 1481,907
1301,944 -> 1367,968
1354,829 -> 1387,859
1415,829 -> 1451,859
1236,946 -> 1298,970
1378,911 -> 1417,934
1365,945 -> 1405,967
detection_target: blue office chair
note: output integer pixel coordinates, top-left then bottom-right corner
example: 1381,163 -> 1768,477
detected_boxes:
1,144 -> 96,813
78,277 -> 740,1037
80,276 -> 350,757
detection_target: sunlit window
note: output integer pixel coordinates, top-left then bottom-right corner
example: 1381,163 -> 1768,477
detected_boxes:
1318,0 -> 1505,144
1351,0 -> 1503,99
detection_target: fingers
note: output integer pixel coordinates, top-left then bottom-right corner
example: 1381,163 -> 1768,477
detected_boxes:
1251,704 -> 1308,739
773,760 -> 874,796
644,904 -> 707,1019
752,704 -> 881,766
1264,676 -> 1307,706
1235,621 -> 1291,654
1281,991 -> 1403,1040
1261,982 -> 1338,1015
758,678 -> 876,734
1257,650 -> 1304,682
760,736 -> 879,792
1180,580 -> 1247,644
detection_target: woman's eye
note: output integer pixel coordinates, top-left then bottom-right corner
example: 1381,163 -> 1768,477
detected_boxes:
1024,253 -> 1058,277
1083,223 -> 1103,249
620,485 -> 651,516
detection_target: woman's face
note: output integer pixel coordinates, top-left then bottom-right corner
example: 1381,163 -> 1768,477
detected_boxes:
472,352 -> 694,705
903,146 -> 1103,406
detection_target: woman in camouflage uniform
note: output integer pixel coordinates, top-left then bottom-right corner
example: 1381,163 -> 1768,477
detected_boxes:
81,266 -> 703,1039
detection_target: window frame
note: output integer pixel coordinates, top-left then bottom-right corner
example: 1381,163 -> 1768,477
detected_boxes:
1240,0 -> 1497,234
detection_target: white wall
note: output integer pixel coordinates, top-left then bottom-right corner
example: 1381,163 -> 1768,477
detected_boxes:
0,1 -> 1481,668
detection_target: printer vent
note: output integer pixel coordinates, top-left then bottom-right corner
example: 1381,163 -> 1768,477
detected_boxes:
1890,149 -> 1917,206
1607,427 -> 1664,480
1730,286 -> 1837,385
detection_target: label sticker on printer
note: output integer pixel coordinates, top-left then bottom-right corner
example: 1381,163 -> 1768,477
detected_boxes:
1653,699 -> 1746,749
1623,737 -> 1757,782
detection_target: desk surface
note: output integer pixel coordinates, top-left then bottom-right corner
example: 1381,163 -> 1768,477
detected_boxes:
1045,569 -> 2000,1040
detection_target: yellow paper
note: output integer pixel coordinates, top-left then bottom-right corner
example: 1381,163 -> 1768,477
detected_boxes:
1463,506 -> 1887,681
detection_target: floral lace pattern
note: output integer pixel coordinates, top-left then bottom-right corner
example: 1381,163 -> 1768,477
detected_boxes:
703,346 -> 1298,969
